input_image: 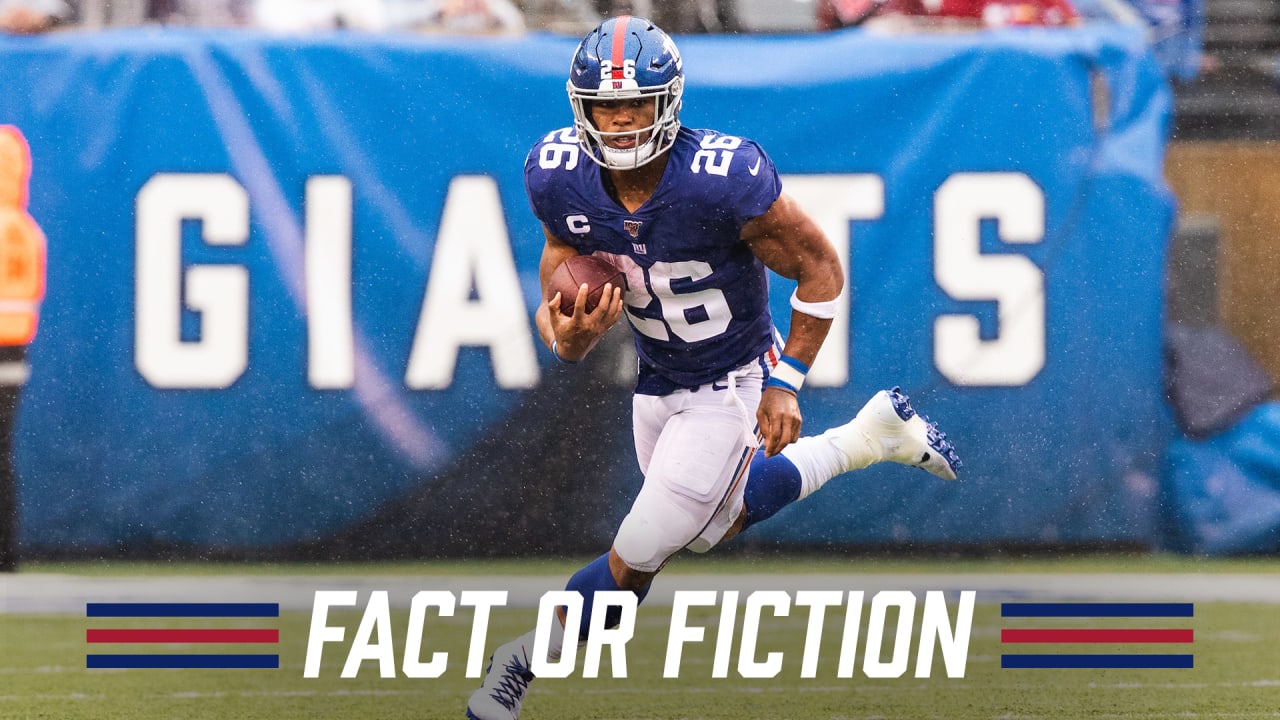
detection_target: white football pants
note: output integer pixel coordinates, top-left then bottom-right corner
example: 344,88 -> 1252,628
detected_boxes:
612,353 -> 771,572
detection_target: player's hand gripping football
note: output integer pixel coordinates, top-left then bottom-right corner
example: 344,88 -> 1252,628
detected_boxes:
757,386 -> 802,457
547,282 -> 624,362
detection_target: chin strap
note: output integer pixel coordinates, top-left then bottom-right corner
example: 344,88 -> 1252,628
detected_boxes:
601,140 -> 657,169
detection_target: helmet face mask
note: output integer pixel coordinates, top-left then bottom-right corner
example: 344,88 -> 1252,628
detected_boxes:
567,17 -> 684,170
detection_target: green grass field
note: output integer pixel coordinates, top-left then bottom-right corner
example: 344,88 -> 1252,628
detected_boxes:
4,558 -> 1279,720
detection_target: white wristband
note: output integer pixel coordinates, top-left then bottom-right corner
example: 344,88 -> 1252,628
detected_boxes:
768,361 -> 807,392
790,289 -> 839,320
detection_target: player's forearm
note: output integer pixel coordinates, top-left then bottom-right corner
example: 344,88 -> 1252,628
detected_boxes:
768,259 -> 841,397
535,303 -> 555,351
781,260 -> 842,364
780,312 -> 833,368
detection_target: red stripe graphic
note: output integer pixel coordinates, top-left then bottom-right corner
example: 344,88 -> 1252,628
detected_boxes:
87,629 -> 279,644
721,440 -> 758,513
1002,629 -> 1193,644
610,15 -> 630,78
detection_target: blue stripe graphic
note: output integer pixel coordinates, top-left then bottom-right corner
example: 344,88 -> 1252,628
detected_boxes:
1001,603 -> 1194,618
1002,654 -> 1194,669
87,654 -> 280,669
86,603 -> 280,617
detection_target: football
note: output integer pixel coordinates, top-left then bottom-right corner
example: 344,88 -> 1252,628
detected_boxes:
548,254 -> 626,315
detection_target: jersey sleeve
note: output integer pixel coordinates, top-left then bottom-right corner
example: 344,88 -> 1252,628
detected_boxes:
524,128 -> 595,249
523,138 -> 556,227
725,138 -> 782,225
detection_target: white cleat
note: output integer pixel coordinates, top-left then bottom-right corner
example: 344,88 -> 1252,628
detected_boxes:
465,637 -> 535,720
829,386 -> 961,481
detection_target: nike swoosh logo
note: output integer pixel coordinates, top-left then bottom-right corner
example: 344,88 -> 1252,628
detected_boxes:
748,157 -> 762,176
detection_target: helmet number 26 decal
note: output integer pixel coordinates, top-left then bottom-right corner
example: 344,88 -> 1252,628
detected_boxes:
599,59 -> 636,80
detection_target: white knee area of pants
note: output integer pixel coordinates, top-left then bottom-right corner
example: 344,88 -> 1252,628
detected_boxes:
613,510 -> 669,573
685,535 -> 715,554
622,358 -> 765,569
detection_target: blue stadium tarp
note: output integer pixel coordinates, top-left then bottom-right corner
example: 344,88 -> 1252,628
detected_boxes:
0,26 -> 1176,552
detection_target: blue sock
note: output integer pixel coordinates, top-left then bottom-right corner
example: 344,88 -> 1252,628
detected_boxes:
564,551 -> 651,641
741,453 -> 802,530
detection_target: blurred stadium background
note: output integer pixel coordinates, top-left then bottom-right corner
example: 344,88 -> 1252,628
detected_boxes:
0,0 -> 1276,564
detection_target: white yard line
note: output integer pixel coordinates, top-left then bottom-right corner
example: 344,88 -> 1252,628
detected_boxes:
3,573 -> 1280,615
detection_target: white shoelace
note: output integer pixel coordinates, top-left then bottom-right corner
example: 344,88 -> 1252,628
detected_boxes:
723,369 -> 760,449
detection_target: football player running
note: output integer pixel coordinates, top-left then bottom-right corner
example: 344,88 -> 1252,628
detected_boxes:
466,16 -> 960,719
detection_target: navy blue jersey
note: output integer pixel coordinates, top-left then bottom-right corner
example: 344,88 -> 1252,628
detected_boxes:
525,126 -> 783,393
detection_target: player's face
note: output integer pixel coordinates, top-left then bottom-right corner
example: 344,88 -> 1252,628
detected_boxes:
589,97 -> 657,149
